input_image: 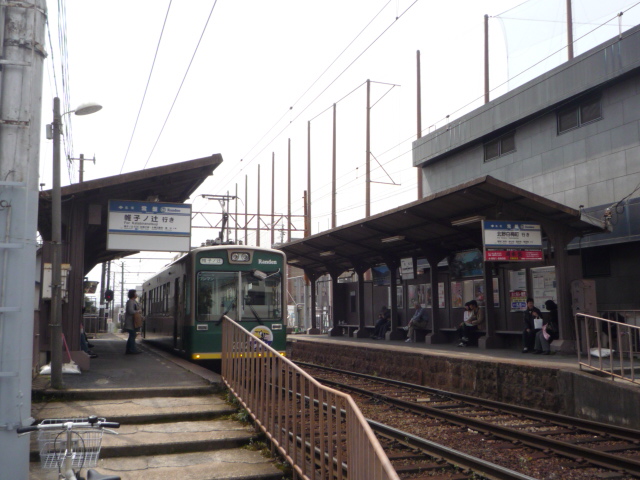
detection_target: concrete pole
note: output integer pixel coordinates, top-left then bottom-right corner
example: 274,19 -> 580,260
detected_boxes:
79,153 -> 84,182
484,15 -> 490,104
332,103 -> 337,229
120,262 -> 124,311
271,153 -> 275,247
99,262 -> 106,331
365,79 -> 371,218
287,138 -> 291,242
0,2 -> 46,478
244,175 -> 248,245
416,50 -> 423,199
566,0 -> 574,60
257,164 -> 261,247
50,97 -> 64,389
307,121 -> 311,237
235,183 -> 238,244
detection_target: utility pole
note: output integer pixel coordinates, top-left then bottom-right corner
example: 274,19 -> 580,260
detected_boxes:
0,2 -> 47,478
70,153 -> 96,183
120,262 -> 125,313
365,79 -> 371,218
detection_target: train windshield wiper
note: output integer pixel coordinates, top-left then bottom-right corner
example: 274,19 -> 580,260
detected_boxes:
244,298 -> 264,325
215,302 -> 235,326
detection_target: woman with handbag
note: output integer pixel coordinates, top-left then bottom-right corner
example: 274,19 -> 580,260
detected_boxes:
124,289 -> 143,355
534,300 -> 559,355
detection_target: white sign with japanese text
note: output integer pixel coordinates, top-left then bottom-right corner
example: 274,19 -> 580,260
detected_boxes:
482,221 -> 542,247
107,200 -> 191,252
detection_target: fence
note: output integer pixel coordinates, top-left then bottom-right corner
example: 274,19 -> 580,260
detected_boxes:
221,316 -> 399,480
575,312 -> 640,385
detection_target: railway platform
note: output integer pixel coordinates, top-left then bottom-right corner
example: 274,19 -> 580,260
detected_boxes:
287,333 -> 640,430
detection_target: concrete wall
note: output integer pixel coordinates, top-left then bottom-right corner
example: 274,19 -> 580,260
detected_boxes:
290,339 -> 640,429
420,72 -> 640,212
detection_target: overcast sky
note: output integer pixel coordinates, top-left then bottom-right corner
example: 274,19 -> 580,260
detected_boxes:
40,0 -> 640,292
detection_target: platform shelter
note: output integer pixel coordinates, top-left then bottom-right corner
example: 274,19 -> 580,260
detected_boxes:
277,176 -> 606,352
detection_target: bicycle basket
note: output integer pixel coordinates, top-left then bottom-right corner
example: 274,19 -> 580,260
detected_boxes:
38,418 -> 105,469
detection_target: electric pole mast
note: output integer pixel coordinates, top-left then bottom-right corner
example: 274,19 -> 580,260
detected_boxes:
0,2 -> 47,478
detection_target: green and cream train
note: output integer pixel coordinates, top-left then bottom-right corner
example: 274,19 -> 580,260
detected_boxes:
141,245 -> 286,360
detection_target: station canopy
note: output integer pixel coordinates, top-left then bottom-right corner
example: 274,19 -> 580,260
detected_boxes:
38,154 -> 222,274
277,176 -> 606,275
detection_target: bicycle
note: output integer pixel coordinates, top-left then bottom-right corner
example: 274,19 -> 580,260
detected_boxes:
17,415 -> 121,480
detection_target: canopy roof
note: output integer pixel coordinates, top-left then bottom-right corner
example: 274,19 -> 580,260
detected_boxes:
38,154 -> 222,273
277,176 -> 605,275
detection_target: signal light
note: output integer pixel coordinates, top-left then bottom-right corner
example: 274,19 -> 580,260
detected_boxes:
104,289 -> 114,302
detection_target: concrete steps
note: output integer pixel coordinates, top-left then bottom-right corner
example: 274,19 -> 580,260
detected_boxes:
27,389 -> 284,480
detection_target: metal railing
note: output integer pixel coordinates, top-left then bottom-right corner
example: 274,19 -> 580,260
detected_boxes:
221,316 -> 399,480
575,312 -> 640,385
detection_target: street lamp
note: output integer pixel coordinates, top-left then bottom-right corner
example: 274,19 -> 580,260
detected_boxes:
50,97 -> 102,389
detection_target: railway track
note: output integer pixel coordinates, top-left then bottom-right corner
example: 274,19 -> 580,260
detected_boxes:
297,361 -> 640,479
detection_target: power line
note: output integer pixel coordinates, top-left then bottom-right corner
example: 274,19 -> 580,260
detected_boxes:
142,0 -> 219,169
213,0 -> 420,193
120,0 -> 173,174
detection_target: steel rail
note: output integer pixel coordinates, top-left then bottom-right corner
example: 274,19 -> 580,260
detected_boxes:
297,361 -> 640,442
369,419 -> 538,480
308,369 -> 640,476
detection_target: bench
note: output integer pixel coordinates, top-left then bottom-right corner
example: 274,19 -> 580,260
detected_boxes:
396,326 -> 430,342
337,324 -> 374,337
440,327 -> 485,346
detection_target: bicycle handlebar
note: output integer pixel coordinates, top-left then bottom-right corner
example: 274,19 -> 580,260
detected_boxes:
17,419 -> 121,434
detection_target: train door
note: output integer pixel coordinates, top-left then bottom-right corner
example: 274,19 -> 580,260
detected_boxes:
174,277 -> 182,350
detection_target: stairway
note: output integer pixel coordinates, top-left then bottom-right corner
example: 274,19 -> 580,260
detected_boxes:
27,385 -> 285,480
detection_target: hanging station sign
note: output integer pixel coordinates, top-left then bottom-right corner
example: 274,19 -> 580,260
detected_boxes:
107,200 -> 192,252
482,221 -> 543,262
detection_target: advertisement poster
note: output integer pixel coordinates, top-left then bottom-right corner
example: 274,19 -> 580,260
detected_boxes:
473,280 -> 485,306
493,277 -> 500,307
424,284 -> 432,308
438,282 -> 445,308
463,280 -> 474,305
451,281 -> 463,308
396,286 -> 403,309
532,266 -> 556,311
408,284 -> 418,308
510,290 -> 528,311
400,258 -> 414,280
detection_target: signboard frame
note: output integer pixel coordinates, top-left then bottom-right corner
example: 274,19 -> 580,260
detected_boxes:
107,200 -> 192,252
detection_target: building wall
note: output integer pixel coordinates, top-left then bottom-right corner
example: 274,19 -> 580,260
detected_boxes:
422,73 -> 640,212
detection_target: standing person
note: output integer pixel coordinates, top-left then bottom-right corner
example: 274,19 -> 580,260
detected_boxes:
457,300 -> 484,346
534,300 -> 559,355
124,289 -> 142,355
403,300 -> 429,343
371,306 -> 391,339
522,298 -> 542,353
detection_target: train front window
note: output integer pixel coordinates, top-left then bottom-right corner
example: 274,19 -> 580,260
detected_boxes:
240,270 -> 282,321
196,272 -> 237,322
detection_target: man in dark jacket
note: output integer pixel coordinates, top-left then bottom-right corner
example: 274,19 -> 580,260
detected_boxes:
522,297 -> 542,353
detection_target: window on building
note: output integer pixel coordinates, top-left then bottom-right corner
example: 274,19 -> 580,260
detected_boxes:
557,96 -> 601,134
484,131 -> 516,162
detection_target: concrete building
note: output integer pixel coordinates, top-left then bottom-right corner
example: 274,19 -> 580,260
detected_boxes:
413,23 -> 640,316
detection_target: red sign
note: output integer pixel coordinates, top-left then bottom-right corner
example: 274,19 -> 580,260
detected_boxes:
484,249 -> 544,262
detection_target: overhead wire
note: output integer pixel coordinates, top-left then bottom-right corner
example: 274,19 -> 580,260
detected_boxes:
214,0 -> 421,193
120,0 -> 173,174
236,0 -> 394,166
142,0 -> 219,170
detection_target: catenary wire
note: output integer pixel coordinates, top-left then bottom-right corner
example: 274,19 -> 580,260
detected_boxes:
142,0 -> 219,170
120,0 -> 173,174
214,0 -> 421,193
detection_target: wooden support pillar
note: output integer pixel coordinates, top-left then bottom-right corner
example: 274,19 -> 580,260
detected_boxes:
479,262 -> 502,349
384,258 -> 403,341
328,268 -> 344,337
353,264 -> 369,338
422,248 -> 449,345
546,226 -> 578,353
305,270 -> 321,335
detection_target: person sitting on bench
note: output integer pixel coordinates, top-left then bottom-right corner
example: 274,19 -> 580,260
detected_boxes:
371,306 -> 391,339
457,300 -> 483,347
403,300 -> 429,343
